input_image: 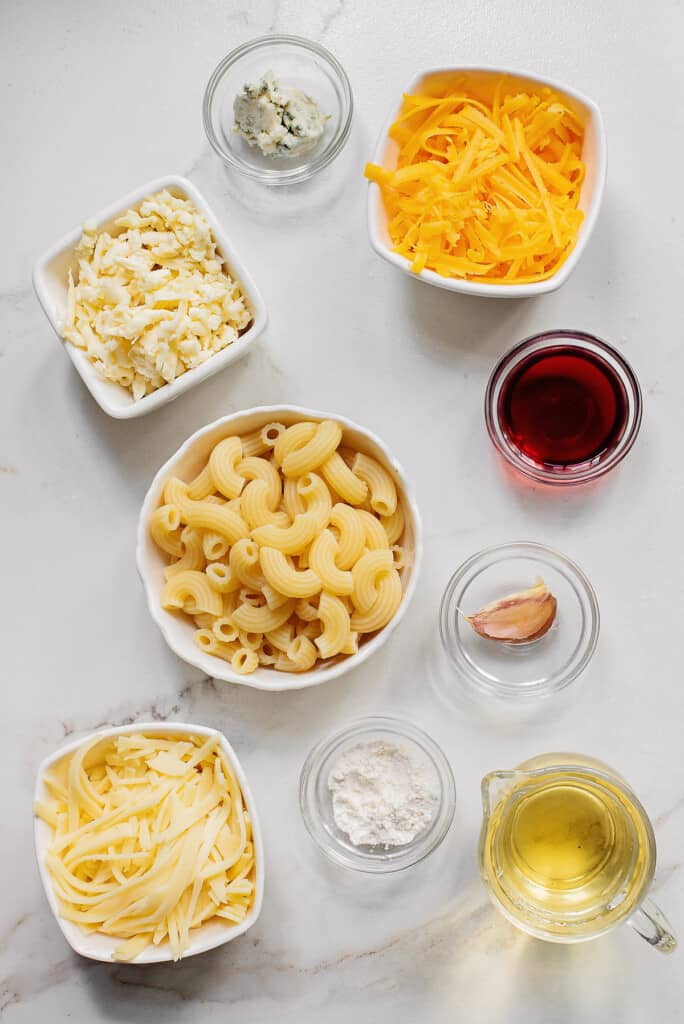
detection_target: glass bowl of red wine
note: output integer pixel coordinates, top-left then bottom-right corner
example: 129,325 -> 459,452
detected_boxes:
485,330 -> 642,486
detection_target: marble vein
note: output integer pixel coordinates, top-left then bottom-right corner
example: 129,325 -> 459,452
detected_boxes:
57,677 -> 216,741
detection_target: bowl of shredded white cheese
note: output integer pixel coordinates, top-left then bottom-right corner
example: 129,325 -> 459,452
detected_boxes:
34,721 -> 264,963
299,716 -> 456,872
203,35 -> 353,185
33,175 -> 267,418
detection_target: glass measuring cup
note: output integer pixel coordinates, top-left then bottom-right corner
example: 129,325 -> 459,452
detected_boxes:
478,753 -> 676,952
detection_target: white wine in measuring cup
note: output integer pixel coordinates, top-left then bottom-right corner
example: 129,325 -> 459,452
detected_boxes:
478,753 -> 676,952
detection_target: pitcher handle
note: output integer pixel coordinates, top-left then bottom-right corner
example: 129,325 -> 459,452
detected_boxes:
628,896 -> 677,953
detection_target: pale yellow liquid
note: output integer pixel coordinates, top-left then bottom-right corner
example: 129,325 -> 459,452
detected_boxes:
481,770 -> 654,939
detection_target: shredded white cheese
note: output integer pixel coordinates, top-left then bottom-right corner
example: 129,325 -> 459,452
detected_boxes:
62,190 -> 252,400
34,732 -> 257,962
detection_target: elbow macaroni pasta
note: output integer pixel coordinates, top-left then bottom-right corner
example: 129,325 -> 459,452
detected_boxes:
356,508 -> 391,550
273,422 -> 317,466
241,480 -> 290,529
164,527 -> 205,580
315,591 -> 352,658
184,503 -> 249,544
149,505 -> 183,557
352,549 -> 394,613
260,548 -> 322,599
265,622 -> 294,652
186,464 -> 214,500
309,530 -> 353,596
252,513 -> 319,555
283,477 -> 306,520
209,437 -> 245,498
203,531 -> 230,562
352,453 -> 398,517
240,456 -> 283,505
229,539 -> 265,590
281,420 -> 343,478
163,570 -> 224,617
329,503 -> 366,569
381,503 -> 405,545
231,598 -> 296,633
350,570 -> 403,633
321,451 -> 368,506
205,561 -> 241,594
296,472 -> 332,530
149,419 -> 409,674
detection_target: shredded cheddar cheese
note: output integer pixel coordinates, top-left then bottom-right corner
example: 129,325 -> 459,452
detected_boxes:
34,732 -> 256,962
365,75 -> 586,283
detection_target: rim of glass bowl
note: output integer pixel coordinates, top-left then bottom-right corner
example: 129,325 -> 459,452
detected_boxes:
439,541 -> 600,700
484,329 -> 643,486
299,716 -> 456,873
202,34 -> 354,185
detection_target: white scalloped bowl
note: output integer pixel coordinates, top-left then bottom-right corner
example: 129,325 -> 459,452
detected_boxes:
367,65 -> 606,297
136,406 -> 423,691
33,722 -> 264,964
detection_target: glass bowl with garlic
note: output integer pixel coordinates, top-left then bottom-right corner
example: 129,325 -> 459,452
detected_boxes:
439,541 -> 599,700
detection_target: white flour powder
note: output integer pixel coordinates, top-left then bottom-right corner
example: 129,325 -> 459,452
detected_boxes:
328,740 -> 439,847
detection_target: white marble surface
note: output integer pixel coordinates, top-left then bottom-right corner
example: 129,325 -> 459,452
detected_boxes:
2,0 -> 683,1020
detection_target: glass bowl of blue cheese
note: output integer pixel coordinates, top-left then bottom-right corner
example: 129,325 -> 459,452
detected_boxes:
203,35 -> 353,185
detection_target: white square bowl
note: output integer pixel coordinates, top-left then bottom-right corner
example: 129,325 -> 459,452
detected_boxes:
367,66 -> 607,298
32,175 -> 268,418
33,721 -> 264,964
136,405 -> 423,691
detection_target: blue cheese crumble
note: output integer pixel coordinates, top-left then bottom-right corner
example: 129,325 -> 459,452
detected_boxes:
233,70 -> 327,157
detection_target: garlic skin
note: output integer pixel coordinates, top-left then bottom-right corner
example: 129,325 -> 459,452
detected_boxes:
465,578 -> 557,644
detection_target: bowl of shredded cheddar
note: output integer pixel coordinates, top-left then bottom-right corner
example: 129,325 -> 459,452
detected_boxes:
365,67 -> 606,296
33,723 -> 263,963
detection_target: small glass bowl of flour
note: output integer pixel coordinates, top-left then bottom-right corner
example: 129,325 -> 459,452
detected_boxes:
299,717 -> 456,872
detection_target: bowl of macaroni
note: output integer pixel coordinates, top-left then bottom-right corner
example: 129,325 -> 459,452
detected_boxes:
136,406 -> 422,690
32,175 -> 267,419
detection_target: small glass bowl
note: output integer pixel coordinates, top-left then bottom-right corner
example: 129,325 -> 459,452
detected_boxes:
203,35 -> 353,185
485,330 -> 642,486
439,542 -> 599,700
299,716 -> 456,873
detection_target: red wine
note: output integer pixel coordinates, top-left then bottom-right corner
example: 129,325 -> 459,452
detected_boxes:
498,346 -> 629,467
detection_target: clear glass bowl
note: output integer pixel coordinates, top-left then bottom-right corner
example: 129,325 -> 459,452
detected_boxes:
203,35 -> 353,185
485,330 -> 642,486
299,716 -> 456,873
439,542 -> 600,700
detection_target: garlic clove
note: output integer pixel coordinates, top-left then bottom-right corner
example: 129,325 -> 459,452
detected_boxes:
465,578 -> 557,644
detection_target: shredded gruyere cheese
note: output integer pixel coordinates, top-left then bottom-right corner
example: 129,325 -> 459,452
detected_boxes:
62,190 -> 252,400
34,732 -> 256,962
365,75 -> 586,283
